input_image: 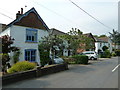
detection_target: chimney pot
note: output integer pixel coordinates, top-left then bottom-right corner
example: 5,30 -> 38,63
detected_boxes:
21,8 -> 23,14
16,11 -> 21,19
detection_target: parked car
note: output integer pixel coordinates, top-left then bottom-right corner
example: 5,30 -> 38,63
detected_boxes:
54,56 -> 64,64
79,51 -> 98,60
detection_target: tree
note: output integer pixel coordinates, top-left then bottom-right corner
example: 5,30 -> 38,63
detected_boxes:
102,46 -> 108,51
109,29 -> 120,47
60,28 -> 95,55
0,35 -> 19,74
99,35 -> 107,38
38,35 -> 65,66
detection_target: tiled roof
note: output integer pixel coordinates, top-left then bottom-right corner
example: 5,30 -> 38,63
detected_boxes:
50,28 -> 67,35
3,7 -> 49,30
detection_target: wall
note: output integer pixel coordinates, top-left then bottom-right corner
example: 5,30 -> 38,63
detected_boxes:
0,28 -> 10,36
95,42 -> 108,53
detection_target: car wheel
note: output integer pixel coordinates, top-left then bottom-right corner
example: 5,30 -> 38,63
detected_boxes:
90,57 -> 95,60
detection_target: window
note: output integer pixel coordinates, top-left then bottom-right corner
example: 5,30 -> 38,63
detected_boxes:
25,49 -> 36,62
26,29 -> 37,42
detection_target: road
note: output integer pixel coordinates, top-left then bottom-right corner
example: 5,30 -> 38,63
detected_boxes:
3,57 -> 119,88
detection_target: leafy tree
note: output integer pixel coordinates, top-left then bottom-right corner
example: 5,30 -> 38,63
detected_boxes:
109,29 -> 120,45
60,28 -> 95,55
99,35 -> 107,38
93,35 -> 99,38
102,46 -> 108,51
0,35 -> 19,74
38,35 -> 65,66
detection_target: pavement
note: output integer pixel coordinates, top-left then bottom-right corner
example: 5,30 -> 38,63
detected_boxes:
2,57 -> 119,88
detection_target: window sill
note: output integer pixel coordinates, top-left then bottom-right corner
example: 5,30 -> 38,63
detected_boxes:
25,41 -> 38,43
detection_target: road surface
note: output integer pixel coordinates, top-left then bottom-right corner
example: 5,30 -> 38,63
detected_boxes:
3,57 -> 119,88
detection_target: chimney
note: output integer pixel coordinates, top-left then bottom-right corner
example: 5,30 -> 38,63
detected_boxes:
21,8 -> 23,14
16,11 -> 21,19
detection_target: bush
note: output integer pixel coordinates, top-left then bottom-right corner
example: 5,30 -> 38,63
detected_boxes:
72,55 -> 88,64
111,52 -> 116,57
100,50 -> 111,58
115,49 -> 120,56
61,56 -> 75,64
13,50 -> 20,64
38,44 -> 50,67
102,46 -> 108,51
7,61 -> 36,73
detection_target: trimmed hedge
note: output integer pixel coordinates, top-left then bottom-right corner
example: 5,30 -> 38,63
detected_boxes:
72,55 -> 88,64
7,61 -> 36,73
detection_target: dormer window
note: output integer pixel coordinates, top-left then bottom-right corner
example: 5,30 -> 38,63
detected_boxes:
26,28 -> 37,42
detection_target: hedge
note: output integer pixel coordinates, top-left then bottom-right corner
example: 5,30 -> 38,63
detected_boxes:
72,55 -> 88,64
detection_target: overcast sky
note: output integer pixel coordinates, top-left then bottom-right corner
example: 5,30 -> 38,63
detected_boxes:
0,0 -> 118,36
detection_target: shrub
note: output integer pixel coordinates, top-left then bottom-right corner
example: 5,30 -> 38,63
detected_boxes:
38,44 -> 50,67
61,56 -> 75,64
115,49 -> 120,56
7,61 -> 36,73
111,52 -> 116,57
101,50 -> 111,58
102,46 -> 108,51
13,50 -> 21,64
72,55 -> 88,64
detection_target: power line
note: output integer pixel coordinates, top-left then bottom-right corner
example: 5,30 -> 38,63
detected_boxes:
69,0 -> 113,30
30,0 -> 93,31
0,12 -> 14,20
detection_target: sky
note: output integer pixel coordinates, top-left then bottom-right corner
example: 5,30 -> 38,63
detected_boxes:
0,0 -> 119,36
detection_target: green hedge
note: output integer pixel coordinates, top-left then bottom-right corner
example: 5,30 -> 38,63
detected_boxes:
7,61 -> 36,73
101,50 -> 111,58
72,55 -> 88,64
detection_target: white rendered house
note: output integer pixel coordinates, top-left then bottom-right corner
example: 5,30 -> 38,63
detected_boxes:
94,37 -> 112,53
0,7 -> 50,65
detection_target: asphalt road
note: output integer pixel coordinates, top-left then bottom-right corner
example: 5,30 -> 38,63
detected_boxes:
3,57 -> 119,88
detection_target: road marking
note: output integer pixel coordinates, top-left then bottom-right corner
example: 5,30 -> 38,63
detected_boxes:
112,64 -> 120,72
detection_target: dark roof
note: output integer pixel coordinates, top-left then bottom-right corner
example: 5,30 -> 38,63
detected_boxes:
4,7 -> 49,30
50,28 -> 67,35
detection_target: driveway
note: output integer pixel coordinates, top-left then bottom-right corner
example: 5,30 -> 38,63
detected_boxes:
3,57 -> 119,88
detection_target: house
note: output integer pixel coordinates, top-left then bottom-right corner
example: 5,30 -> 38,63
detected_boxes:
0,7 -> 50,65
0,23 -> 6,33
77,33 -> 96,53
94,36 -> 112,53
50,28 -> 72,56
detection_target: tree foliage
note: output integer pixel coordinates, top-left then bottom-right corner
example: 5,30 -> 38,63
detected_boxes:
0,35 -> 19,73
1,35 -> 19,54
60,28 -> 95,55
109,29 -> 120,45
38,35 -> 66,66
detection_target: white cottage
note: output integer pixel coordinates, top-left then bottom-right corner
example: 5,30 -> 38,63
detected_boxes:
0,7 -> 50,65
94,37 -> 112,53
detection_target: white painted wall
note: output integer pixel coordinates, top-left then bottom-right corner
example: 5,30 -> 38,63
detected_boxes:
0,25 -> 49,65
95,41 -> 112,53
0,28 -> 10,36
